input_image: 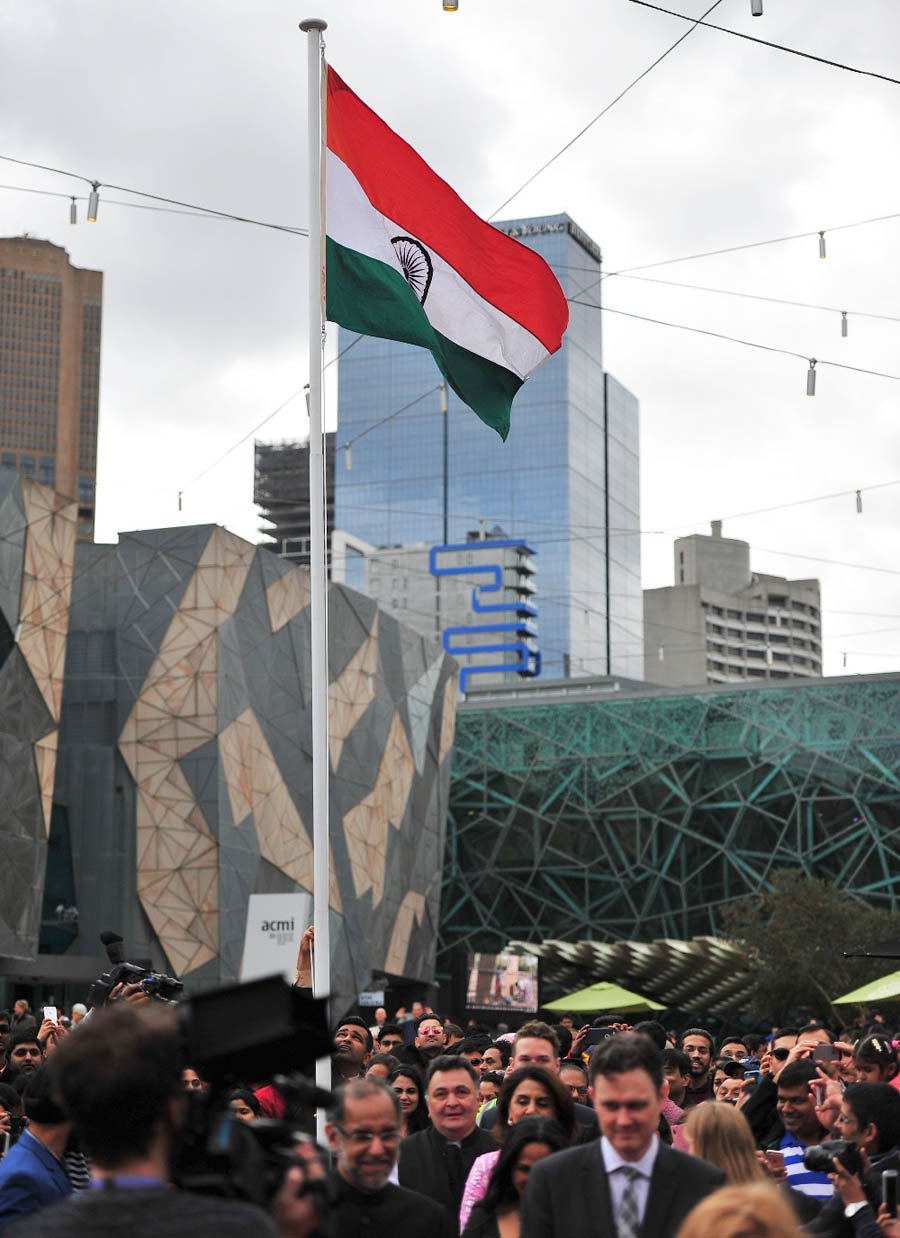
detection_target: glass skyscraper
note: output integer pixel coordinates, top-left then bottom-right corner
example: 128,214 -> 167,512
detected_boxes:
333,213 -> 642,680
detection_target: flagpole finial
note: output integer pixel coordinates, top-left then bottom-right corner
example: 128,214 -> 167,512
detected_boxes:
299,17 -> 327,30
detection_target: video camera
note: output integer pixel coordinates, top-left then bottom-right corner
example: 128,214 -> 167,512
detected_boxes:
803,1138 -> 864,1177
87,931 -> 182,1007
174,971 -> 334,1207
85,930 -> 333,1208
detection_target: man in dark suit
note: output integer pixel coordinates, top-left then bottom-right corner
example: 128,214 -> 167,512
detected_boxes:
521,1032 -> 725,1238
398,1055 -> 495,1226
325,1076 -> 454,1237
0,1068 -> 72,1234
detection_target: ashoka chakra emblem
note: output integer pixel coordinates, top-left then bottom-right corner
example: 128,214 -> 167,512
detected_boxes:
391,236 -> 433,304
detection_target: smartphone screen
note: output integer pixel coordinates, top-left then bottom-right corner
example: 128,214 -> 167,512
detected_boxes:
812,1044 -> 839,1063
586,1028 -> 616,1048
42,1006 -> 58,1025
883,1170 -> 898,1219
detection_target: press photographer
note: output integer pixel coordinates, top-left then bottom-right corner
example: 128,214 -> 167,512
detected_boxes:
5,1002 -> 326,1238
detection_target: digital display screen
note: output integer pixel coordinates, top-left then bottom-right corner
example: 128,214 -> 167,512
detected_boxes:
466,951 -> 539,1013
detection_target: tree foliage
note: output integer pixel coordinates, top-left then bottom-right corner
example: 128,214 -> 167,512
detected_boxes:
720,870 -> 900,1024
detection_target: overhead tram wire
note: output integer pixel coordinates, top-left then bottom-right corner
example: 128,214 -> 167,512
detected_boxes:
627,1 -> 900,89
0,153 -> 308,236
608,272 -> 900,329
487,0 -> 725,221
570,300 -> 900,385
176,334 -> 365,502
0,180 -> 296,225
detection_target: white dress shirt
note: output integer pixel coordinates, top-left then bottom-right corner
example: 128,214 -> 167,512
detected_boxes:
600,1133 -> 660,1226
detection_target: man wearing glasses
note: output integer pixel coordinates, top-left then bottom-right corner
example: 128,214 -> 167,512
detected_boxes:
326,1078 -> 454,1237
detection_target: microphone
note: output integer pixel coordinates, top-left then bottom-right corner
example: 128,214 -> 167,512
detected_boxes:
100,931 -> 125,966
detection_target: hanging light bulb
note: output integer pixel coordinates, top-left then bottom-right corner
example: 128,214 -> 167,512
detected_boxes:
442,0 -> 458,9
806,358 -> 817,396
818,231 -> 826,259
751,0 -> 763,12
841,311 -> 848,337
69,197 -> 77,225
856,490 -> 863,514
87,182 -> 100,222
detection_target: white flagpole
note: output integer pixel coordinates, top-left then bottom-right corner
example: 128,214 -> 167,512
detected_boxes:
299,15 -> 330,1137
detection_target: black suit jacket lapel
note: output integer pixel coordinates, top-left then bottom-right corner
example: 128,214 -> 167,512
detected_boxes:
642,1144 -> 677,1237
579,1144 -> 616,1235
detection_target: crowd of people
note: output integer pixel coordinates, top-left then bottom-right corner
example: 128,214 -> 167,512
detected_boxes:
2,971 -> 900,1237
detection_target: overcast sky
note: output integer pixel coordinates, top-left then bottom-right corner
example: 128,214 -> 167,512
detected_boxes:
1,0 -> 899,677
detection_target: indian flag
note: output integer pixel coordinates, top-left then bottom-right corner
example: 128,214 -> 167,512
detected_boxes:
325,66 -> 569,441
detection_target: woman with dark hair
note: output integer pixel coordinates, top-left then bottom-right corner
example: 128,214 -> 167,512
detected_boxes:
461,1118 -> 568,1238
460,1066 -> 576,1230
389,1066 -> 428,1137
228,1087 -> 260,1123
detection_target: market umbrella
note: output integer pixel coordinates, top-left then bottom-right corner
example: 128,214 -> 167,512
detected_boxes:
543,981 -> 665,1015
833,970 -> 900,1005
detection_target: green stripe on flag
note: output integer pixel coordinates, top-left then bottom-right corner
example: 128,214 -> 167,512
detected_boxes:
326,237 -> 521,439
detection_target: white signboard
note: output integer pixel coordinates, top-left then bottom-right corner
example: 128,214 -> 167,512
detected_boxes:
358,990 -> 385,1007
240,892 -> 313,983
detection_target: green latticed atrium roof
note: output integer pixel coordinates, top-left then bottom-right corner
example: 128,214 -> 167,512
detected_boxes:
439,674 -> 900,968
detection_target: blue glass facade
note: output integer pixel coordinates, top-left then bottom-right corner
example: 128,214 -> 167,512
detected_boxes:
334,213 -> 642,680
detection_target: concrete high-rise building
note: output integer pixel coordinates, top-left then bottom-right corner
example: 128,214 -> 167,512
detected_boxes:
0,238 -> 102,539
333,213 -> 643,681
254,434 -> 335,568
644,522 -> 822,686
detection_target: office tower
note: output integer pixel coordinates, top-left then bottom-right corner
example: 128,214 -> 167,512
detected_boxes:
644,522 -> 822,686
0,237 -> 102,539
333,213 -> 642,681
254,434 -> 335,568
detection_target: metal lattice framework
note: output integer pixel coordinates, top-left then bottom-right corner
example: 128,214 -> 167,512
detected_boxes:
439,676 -> 900,960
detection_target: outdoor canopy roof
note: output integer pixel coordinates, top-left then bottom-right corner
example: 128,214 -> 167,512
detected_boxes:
543,980 -> 664,1015
510,936 -> 755,1017
833,970 -> 900,1005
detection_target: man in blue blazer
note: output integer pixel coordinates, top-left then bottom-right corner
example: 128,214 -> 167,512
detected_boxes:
521,1032 -> 725,1238
0,1068 -> 72,1233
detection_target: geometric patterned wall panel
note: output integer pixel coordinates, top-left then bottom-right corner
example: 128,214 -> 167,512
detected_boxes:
439,677 -> 900,965
0,474 -> 76,958
75,523 -> 462,1013
119,528 -> 255,977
